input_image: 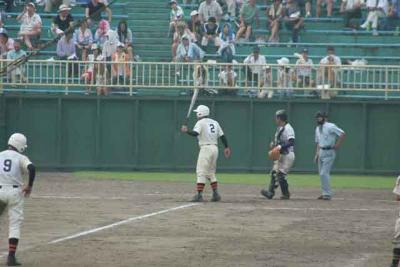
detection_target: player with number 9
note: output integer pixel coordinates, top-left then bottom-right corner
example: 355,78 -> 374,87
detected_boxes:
181,105 -> 231,202
0,133 -> 36,266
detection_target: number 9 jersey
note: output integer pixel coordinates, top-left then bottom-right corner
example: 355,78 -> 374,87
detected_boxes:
193,118 -> 224,146
0,150 -> 32,186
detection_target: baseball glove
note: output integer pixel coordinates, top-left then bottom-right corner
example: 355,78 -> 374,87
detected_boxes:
268,146 -> 281,161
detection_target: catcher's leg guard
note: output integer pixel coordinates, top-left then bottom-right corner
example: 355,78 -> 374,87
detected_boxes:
391,248 -> 400,267
278,172 -> 290,200
261,171 -> 277,199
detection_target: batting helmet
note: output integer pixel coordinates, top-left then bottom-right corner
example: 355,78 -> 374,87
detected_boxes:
8,133 -> 27,153
315,110 -> 328,118
194,105 -> 210,118
275,109 -> 288,122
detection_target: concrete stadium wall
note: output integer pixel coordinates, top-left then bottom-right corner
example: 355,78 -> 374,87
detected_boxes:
0,95 -> 399,174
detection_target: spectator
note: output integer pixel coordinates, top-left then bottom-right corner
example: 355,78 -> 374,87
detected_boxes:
0,29 -> 14,59
73,20 -> 93,60
384,0 -> 400,30
201,17 -> 221,48
316,0 -> 334,17
117,20 -> 134,61
187,10 -> 202,44
295,48 -> 314,89
52,4 -> 74,36
4,0 -> 13,12
243,46 -> 267,90
267,0 -> 284,43
45,0 -> 70,13
102,29 -> 119,61
6,41 -> 27,83
94,55 -> 109,95
319,46 -> 342,87
169,0 -> 184,36
361,0 -> 389,35
224,0 -> 237,17
81,44 -> 101,92
218,64 -> 238,95
86,0 -> 112,26
297,0 -> 312,17
276,57 -> 294,98
111,42 -> 130,85
284,0 -> 304,43
17,2 -> 42,50
56,32 -> 77,77
94,19 -> 110,46
218,23 -> 235,63
176,35 -> 205,62
172,21 -> 193,60
198,0 -> 223,23
340,0 -> 363,28
236,0 -> 259,41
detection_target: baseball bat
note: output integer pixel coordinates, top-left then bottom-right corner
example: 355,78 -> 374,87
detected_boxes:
183,88 -> 199,125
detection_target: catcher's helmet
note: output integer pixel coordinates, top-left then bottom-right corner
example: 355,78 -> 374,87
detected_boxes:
315,110 -> 328,118
275,109 -> 288,122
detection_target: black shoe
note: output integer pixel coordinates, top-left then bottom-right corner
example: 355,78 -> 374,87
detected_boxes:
211,191 -> 221,202
280,193 -> 290,200
317,195 -> 331,200
261,189 -> 274,199
7,256 -> 21,266
191,193 -> 204,202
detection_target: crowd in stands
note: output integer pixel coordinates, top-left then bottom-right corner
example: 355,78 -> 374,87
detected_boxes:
0,0 -> 136,95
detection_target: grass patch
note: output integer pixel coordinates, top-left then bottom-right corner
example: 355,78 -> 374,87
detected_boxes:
74,171 -> 396,189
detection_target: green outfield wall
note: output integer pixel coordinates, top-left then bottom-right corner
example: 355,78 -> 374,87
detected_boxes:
0,95 -> 399,174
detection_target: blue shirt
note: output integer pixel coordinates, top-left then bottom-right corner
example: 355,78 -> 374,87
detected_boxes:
315,122 -> 345,148
7,49 -> 26,60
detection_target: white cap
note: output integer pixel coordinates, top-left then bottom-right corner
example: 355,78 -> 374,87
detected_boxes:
277,57 -> 290,65
96,55 -> 104,61
58,4 -> 71,12
190,10 -> 199,16
8,133 -> 27,153
193,105 -> 210,118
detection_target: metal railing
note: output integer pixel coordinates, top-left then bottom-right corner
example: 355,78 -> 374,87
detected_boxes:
0,59 -> 399,97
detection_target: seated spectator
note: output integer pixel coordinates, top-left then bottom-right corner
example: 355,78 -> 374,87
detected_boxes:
218,23 -> 235,63
243,46 -> 267,89
17,2 -> 42,50
295,48 -> 314,89
6,41 -> 27,83
340,0 -> 363,28
176,35 -> 205,62
94,56 -> 109,95
102,29 -> 119,62
4,0 -> 13,12
267,0 -> 284,43
73,20 -> 93,60
94,19 -> 110,46
276,57 -> 294,98
319,46 -> 342,87
297,0 -> 312,17
201,17 -> 221,48
361,0 -> 389,35
384,0 -> 400,30
169,0 -> 184,37
111,42 -> 130,86
316,0 -> 334,17
198,0 -> 223,23
117,20 -> 134,61
45,0 -> 70,13
193,64 -> 209,90
81,44 -> 102,93
172,21 -> 193,60
218,64 -> 238,95
187,10 -> 202,44
0,29 -> 14,59
236,0 -> 259,41
56,32 -> 77,77
223,0 -> 237,17
52,4 -> 74,36
284,0 -> 304,43
86,0 -> 112,26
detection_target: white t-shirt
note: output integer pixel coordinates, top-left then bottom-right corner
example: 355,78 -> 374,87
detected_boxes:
219,70 -> 237,86
19,13 -> 42,33
193,118 -> 224,146
320,55 -> 342,65
0,150 -> 32,186
243,54 -> 267,75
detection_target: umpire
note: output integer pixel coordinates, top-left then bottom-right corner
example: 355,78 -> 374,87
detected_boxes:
314,111 -> 345,200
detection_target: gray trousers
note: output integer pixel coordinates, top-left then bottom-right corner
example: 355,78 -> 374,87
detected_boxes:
318,149 -> 336,196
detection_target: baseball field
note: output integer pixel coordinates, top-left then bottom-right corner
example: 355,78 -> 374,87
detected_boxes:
0,172 -> 397,267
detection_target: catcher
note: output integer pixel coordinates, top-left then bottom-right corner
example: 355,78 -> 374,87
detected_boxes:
261,110 -> 295,200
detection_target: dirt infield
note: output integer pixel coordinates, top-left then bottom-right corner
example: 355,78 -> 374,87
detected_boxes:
0,173 -> 397,267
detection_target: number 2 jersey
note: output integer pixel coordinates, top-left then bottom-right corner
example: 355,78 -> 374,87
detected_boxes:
0,150 -> 32,186
193,118 -> 224,146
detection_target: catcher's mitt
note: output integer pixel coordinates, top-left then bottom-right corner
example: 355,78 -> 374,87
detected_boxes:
268,146 -> 281,161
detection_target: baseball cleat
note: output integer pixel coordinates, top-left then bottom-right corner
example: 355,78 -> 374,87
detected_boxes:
211,191 -> 221,202
191,193 -> 204,202
317,195 -> 331,200
7,256 -> 21,266
280,194 -> 290,200
261,189 -> 274,199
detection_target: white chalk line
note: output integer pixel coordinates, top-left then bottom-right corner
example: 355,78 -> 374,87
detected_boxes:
0,203 -> 199,258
